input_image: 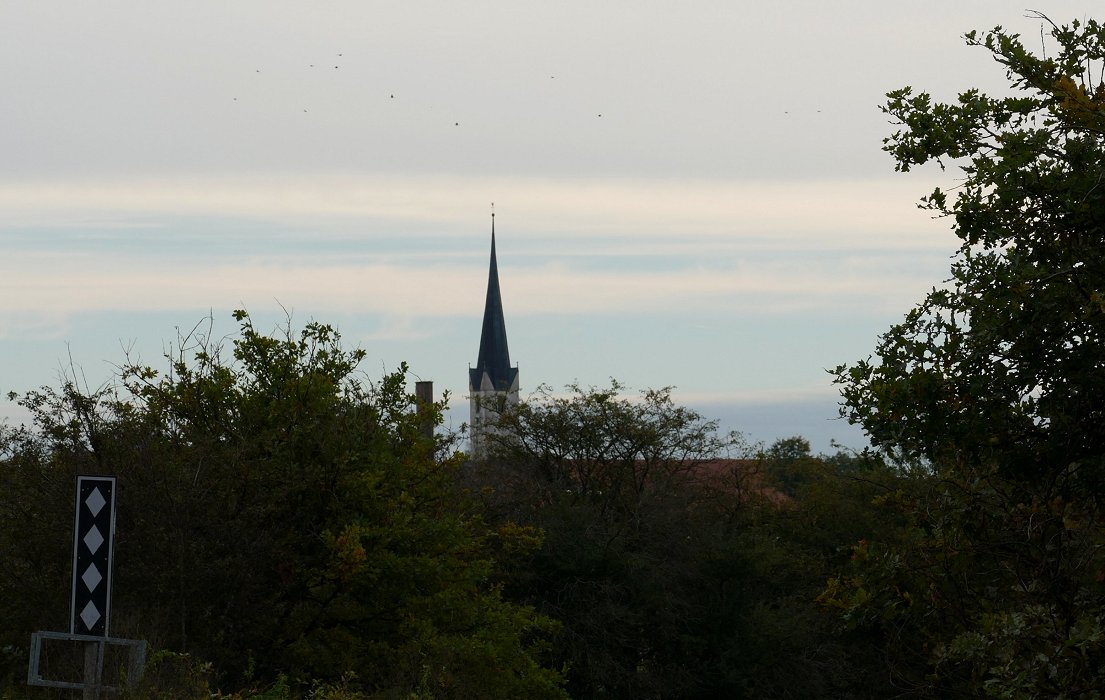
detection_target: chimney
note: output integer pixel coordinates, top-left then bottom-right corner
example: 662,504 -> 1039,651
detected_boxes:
415,381 -> 434,440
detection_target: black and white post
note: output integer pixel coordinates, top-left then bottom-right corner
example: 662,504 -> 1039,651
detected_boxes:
28,475 -> 145,699
71,476 -> 116,637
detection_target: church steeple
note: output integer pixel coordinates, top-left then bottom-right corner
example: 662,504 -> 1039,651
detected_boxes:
470,214 -> 517,392
469,212 -> 520,458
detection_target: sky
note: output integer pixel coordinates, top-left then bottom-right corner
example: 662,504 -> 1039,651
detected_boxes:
1,2 -> 1097,453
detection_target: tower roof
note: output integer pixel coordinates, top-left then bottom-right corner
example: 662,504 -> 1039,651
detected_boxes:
470,215 -> 518,392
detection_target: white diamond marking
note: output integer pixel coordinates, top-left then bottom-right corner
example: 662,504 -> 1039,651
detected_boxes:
85,487 -> 106,516
82,563 -> 102,592
80,600 -> 101,630
83,525 -> 104,554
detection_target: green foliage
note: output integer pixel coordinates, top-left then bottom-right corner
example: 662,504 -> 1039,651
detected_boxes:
0,313 -> 564,698
832,15 -> 1105,697
473,384 -> 900,698
123,650 -> 215,700
759,435 -> 812,497
476,382 -> 743,697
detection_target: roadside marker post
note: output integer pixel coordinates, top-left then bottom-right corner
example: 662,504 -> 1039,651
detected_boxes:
27,476 -> 147,699
72,476 -> 116,637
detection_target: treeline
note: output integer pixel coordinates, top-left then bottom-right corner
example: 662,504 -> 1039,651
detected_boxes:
470,383 -> 907,697
0,317 -> 902,698
1,313 -> 563,699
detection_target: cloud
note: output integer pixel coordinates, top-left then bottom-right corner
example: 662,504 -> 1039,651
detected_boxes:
672,383 -> 842,405
358,315 -> 441,343
0,248 -> 943,321
0,310 -> 71,341
0,174 -> 956,327
0,173 -> 953,247
519,381 -> 840,406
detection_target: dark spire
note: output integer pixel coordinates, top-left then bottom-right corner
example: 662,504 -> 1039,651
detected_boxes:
470,213 -> 518,392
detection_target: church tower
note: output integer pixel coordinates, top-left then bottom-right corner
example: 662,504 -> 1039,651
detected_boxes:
469,213 -> 519,458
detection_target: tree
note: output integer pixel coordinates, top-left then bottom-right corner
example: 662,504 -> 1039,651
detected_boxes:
468,382 -> 740,697
759,435 -> 812,497
0,312 -> 565,698
830,15 -> 1105,696
472,384 -> 898,698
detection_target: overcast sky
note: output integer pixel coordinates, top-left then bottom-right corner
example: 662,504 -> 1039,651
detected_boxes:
1,2 -> 1096,452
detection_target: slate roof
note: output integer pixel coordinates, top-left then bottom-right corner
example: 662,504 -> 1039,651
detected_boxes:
470,217 -> 519,392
